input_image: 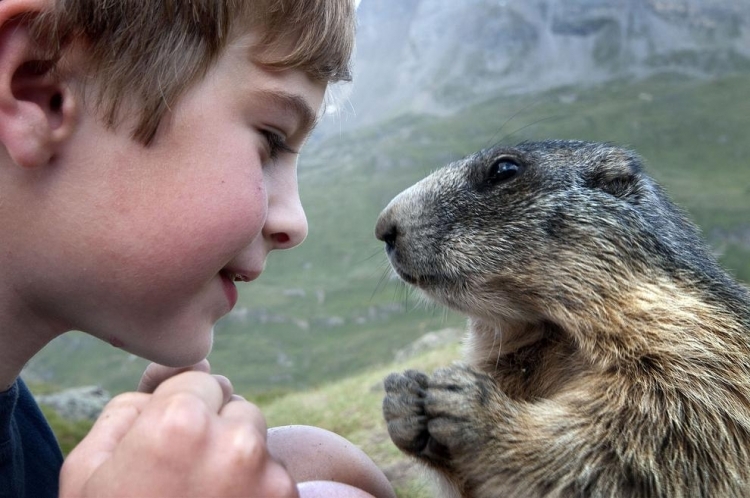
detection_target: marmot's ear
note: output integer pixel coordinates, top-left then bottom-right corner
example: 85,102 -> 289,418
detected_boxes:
582,148 -> 642,199
0,4 -> 77,169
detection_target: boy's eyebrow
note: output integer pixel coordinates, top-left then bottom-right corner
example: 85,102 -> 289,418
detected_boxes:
255,89 -> 320,137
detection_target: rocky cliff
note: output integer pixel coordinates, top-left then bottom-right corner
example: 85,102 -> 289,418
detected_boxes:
340,0 -> 750,129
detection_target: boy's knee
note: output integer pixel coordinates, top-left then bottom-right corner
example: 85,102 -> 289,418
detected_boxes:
268,425 -> 395,498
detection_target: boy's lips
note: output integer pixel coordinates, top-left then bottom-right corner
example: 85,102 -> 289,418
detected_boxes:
219,269 -> 261,309
221,273 -> 238,309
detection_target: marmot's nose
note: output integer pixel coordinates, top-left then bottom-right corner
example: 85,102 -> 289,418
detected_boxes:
375,212 -> 399,249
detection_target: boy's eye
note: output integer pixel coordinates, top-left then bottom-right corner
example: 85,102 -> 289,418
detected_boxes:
262,130 -> 298,160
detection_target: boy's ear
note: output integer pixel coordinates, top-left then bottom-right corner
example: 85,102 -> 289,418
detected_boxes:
0,1 -> 77,169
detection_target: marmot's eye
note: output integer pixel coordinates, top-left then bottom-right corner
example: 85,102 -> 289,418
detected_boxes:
487,158 -> 521,185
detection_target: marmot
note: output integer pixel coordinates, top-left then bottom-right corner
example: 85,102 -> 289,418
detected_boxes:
376,140 -> 750,497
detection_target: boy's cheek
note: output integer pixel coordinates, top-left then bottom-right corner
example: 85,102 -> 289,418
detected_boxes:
79,199 -> 264,278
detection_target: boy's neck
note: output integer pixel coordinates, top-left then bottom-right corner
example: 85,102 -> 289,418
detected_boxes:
0,335 -> 58,392
0,300 -> 62,391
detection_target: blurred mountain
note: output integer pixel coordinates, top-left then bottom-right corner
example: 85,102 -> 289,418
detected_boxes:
324,0 -> 750,132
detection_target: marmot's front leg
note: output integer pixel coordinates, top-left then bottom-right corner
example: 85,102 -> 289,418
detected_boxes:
383,365 -> 514,493
384,366 -> 680,498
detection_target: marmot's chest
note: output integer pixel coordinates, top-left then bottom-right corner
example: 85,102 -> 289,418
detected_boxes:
480,337 -> 585,401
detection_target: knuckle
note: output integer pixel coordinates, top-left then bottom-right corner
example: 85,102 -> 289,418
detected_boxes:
219,423 -> 268,470
153,393 -> 212,446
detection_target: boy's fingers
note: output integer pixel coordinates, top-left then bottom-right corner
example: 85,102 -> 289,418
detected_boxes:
61,392 -> 150,489
149,370 -> 227,414
213,374 -> 234,404
137,362 -> 233,404
81,392 -> 151,453
137,359 -> 212,393
219,397 -> 268,437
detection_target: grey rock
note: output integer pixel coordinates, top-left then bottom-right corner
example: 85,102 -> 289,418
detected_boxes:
36,385 -> 111,421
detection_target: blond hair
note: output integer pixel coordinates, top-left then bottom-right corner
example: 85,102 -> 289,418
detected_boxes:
30,0 -> 356,144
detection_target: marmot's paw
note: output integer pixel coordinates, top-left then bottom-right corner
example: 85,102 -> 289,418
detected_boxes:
383,370 -> 431,456
423,365 -> 497,454
384,366 -> 500,464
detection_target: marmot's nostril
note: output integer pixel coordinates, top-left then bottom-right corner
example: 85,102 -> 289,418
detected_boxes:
375,219 -> 399,248
382,225 -> 398,247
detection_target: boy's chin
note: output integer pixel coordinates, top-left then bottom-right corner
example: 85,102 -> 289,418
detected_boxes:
119,327 -> 215,368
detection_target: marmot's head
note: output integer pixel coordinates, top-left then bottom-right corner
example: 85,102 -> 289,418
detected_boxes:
375,140 -> 718,326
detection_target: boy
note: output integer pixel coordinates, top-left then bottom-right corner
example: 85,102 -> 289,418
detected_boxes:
0,0 -> 394,496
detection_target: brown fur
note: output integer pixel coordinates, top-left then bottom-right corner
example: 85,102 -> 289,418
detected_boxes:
376,140 -> 750,497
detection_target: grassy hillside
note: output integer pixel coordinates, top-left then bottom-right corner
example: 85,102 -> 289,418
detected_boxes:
25,72 -> 750,397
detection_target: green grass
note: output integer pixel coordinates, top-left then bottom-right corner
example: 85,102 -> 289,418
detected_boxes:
26,72 -> 750,397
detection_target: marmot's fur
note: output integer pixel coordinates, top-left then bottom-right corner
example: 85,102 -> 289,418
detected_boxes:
377,140 -> 750,497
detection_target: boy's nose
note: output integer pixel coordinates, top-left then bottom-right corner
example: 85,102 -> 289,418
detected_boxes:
264,185 -> 308,250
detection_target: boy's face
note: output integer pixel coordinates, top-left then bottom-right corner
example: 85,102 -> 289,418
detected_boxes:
20,36 -> 325,366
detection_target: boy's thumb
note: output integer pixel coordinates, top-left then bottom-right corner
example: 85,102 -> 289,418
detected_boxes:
137,360 -> 211,393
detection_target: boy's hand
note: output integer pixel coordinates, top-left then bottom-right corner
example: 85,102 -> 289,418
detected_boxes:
137,359 -> 234,400
60,371 -> 298,497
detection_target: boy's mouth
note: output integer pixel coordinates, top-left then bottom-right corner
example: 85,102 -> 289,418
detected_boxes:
221,269 -> 260,283
220,271 -> 240,309
219,268 -> 261,309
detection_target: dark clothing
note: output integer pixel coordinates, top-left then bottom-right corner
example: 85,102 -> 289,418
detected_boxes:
0,378 -> 63,498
